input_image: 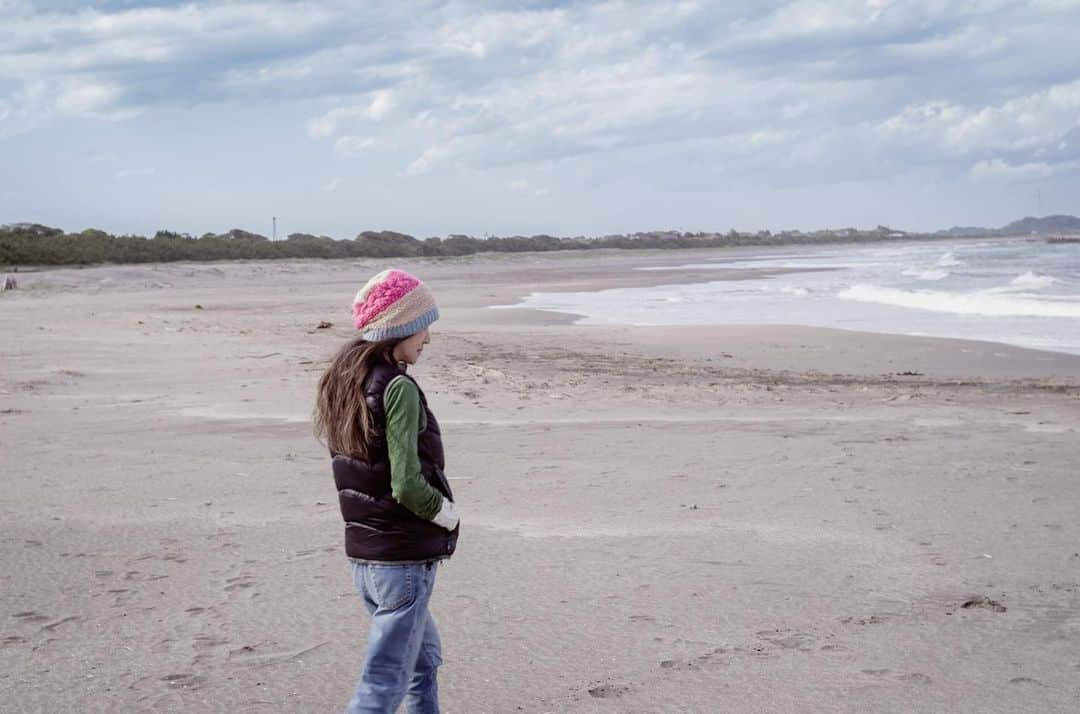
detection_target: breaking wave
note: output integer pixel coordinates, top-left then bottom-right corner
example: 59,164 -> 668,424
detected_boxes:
1006,271 -> 1058,290
901,267 -> 950,280
838,284 -> 1080,318
779,286 -> 810,296
936,252 -> 964,267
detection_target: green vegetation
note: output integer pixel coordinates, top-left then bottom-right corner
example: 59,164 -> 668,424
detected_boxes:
1,222 -> 931,268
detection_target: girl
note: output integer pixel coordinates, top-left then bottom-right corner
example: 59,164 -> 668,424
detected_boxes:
314,268 -> 460,714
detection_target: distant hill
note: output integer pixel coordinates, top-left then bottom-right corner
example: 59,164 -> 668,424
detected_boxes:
938,214 -> 1080,237
1000,215 -> 1080,234
935,225 -> 989,237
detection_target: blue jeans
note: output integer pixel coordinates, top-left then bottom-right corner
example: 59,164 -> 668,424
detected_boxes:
346,561 -> 442,714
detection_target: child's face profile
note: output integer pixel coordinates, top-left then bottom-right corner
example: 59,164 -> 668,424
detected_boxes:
393,327 -> 431,365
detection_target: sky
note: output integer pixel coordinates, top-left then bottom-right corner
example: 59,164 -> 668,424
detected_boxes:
1,0 -> 1079,239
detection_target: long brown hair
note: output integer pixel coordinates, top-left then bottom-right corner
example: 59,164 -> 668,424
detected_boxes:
314,336 -> 401,460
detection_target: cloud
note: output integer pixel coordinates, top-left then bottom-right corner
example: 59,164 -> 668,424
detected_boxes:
366,89 -> 395,120
308,107 -> 367,139
0,80 -> 49,136
321,177 -> 340,192
969,158 -> 1052,182
1,1 -> 342,130
968,157 -> 1080,183
308,90 -> 397,138
56,78 -> 139,119
878,80 -> 1080,157
5,0 -> 1080,207
333,135 -> 375,157
405,143 -> 455,176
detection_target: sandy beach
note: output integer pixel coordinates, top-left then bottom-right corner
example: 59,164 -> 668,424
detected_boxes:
2,249 -> 1079,713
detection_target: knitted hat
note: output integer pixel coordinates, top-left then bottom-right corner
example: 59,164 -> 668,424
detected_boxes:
352,268 -> 439,341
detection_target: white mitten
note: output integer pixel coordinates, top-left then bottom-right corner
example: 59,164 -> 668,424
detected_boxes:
430,497 -> 459,531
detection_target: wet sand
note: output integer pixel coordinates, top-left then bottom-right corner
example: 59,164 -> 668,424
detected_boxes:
2,249 -> 1079,713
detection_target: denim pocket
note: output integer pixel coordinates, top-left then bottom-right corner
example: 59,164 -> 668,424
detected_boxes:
364,564 -> 417,611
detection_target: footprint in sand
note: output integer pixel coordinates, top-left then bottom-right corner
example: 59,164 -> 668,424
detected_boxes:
107,589 -> 133,606
960,595 -> 1007,613
587,683 -> 631,699
660,646 -> 728,672
124,570 -> 168,582
40,616 -> 79,632
897,673 -> 932,685
1009,676 -> 1044,686
160,673 -> 206,690
224,575 -> 256,592
13,611 -> 50,623
861,668 -> 891,676
756,629 -> 817,652
193,634 -> 227,649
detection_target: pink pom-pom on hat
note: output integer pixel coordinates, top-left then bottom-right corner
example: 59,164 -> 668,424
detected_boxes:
352,268 -> 439,341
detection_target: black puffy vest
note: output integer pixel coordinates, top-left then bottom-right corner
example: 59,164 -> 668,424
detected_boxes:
331,361 -> 458,562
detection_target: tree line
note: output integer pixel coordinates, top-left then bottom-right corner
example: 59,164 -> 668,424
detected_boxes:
0,223 -> 931,267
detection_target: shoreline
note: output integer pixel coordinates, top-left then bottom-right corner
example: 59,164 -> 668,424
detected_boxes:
472,244 -> 1080,365
8,247 -> 1080,378
484,298 -> 1080,373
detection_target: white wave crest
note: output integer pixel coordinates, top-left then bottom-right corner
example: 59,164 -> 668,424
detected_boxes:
901,267 -> 950,280
780,286 -> 810,296
1008,271 -> 1058,290
935,252 -> 963,267
838,284 -> 1080,317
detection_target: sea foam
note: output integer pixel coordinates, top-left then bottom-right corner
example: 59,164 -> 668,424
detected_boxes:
1006,271 -> 1058,290
936,252 -> 964,267
838,284 -> 1080,318
901,267 -> 950,280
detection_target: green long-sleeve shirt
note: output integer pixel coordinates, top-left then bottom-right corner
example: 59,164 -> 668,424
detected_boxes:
384,375 -> 443,521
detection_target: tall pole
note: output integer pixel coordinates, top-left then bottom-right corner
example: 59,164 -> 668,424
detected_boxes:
273,216 -> 277,241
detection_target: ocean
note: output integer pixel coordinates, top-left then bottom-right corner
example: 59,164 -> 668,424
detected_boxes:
497,236 -> 1080,356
